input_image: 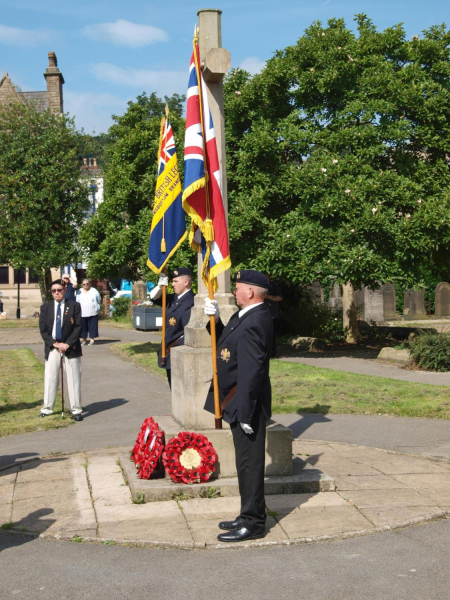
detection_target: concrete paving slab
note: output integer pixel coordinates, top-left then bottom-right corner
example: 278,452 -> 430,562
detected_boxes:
179,496 -> 241,519
94,501 -> 183,524
13,480 -> 82,501
0,484 -> 14,505
301,456 -> 381,476
391,473 -> 450,490
338,488 -> 438,509
0,504 -> 12,523
98,520 -> 193,545
333,474 -> 409,491
266,492 -> 348,514
17,460 -> 73,483
277,505 -> 373,539
364,457 -> 450,475
358,506 -> 446,528
0,471 -> 17,486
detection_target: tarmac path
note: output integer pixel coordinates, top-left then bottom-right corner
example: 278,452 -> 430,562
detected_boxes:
1,324 -> 450,468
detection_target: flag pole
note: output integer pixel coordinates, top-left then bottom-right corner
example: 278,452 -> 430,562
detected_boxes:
193,29 -> 222,429
161,266 -> 167,366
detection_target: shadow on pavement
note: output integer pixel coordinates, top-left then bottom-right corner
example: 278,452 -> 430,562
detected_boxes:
285,410 -> 332,439
0,508 -> 55,553
83,397 -> 128,416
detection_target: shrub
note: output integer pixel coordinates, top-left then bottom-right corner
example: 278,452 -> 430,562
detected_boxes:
409,332 -> 450,372
111,296 -> 132,321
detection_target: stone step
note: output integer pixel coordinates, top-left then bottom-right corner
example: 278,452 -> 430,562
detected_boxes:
120,452 -> 335,503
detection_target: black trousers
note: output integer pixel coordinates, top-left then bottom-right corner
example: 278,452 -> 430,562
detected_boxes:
231,406 -> 266,531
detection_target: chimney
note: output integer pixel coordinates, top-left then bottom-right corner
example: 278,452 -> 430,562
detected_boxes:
44,51 -> 64,114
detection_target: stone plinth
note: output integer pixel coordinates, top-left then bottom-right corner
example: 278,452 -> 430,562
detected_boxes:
120,451 -> 335,503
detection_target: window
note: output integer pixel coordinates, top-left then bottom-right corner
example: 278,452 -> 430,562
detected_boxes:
29,269 -> 40,284
0,267 -> 9,284
14,269 -> 26,284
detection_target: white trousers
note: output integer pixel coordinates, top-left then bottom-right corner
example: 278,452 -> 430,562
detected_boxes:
42,350 -> 82,415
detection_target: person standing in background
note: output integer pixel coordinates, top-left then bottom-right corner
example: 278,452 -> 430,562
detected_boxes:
61,273 -> 78,302
76,279 -> 101,346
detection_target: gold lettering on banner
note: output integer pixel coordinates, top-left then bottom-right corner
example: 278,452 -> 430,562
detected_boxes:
179,448 -> 201,469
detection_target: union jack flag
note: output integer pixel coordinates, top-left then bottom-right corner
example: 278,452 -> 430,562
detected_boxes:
147,110 -> 187,274
182,36 -> 231,291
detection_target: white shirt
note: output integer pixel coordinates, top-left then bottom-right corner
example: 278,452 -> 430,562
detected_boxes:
238,302 -> 264,318
52,300 -> 65,339
76,288 -> 101,317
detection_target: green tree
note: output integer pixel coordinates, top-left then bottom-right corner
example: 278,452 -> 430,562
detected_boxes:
79,92 -> 194,284
224,16 -> 450,341
0,101 -> 90,299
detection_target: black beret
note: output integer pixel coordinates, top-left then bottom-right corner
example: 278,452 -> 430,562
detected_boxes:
51,279 -> 65,287
169,267 -> 193,279
234,270 -> 270,288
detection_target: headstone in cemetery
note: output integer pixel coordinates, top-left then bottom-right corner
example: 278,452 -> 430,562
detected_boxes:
435,282 -> 450,317
403,289 -> 426,317
382,283 -> 397,320
328,283 -> 343,315
354,285 -> 385,323
307,281 -> 324,304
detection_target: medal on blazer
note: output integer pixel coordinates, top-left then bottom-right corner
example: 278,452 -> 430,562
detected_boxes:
220,348 -> 231,362
70,317 -> 74,324
169,317 -> 177,326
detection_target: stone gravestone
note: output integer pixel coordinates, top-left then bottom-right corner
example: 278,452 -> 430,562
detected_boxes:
403,289 -> 426,317
435,282 -> 450,317
307,281 -> 324,304
382,283 -> 397,320
354,286 -> 385,323
327,283 -> 342,315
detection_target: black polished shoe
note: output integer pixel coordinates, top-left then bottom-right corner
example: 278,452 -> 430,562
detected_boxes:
218,526 -> 265,543
39,413 -> 47,418
73,414 -> 83,422
218,518 -> 244,531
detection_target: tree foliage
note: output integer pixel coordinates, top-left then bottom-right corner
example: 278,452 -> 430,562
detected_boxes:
0,101 -> 90,281
224,16 -> 450,293
79,92 -> 194,283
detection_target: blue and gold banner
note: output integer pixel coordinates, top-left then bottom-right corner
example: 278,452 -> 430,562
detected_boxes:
147,111 -> 187,273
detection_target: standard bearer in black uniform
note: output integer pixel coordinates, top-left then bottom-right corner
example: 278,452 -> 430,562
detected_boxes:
204,269 -> 273,542
150,267 -> 195,388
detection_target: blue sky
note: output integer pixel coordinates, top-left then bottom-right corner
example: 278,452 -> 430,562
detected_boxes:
1,0 -> 448,134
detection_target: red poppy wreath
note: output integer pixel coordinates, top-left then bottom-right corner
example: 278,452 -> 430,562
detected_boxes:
131,417 -> 165,480
162,431 -> 218,484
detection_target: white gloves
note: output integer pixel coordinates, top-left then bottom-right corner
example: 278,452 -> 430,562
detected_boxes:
204,298 -> 220,320
149,275 -> 169,300
240,423 -> 254,435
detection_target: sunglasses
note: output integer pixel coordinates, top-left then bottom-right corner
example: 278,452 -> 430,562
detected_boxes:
51,289 -> 64,293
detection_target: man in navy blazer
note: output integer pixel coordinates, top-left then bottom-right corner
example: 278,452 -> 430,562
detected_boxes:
204,270 -> 273,542
150,267 -> 195,388
39,279 -> 83,420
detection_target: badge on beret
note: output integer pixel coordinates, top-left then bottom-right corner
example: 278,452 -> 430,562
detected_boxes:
236,271 -> 240,279
173,270 -> 178,276
169,317 -> 177,326
220,348 -> 231,362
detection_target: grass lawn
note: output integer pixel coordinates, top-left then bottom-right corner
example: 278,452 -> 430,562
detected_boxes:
0,319 -> 39,329
110,341 -> 162,377
111,341 -> 450,419
270,360 -> 450,418
99,317 -> 135,330
0,348 -> 73,437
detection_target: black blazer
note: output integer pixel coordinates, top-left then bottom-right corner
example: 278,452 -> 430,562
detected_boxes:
204,303 -> 273,425
155,289 -> 195,369
39,300 -> 82,360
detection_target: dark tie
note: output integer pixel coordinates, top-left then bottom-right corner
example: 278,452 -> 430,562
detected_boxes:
56,303 -> 62,341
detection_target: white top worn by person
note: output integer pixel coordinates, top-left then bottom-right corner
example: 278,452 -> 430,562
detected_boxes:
76,286 -> 101,317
